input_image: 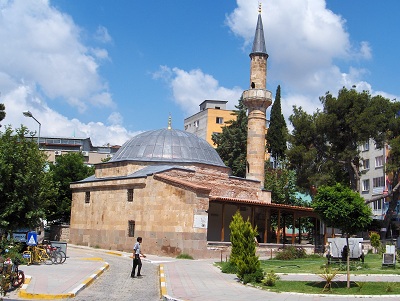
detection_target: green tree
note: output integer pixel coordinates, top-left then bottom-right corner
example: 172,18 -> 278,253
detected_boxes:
264,167 -> 299,205
212,99 -> 248,177
48,152 -> 94,223
0,103 -> 5,124
287,88 -> 396,193
0,126 -> 57,232
266,85 -> 288,164
369,231 -> 381,254
312,183 -> 372,288
229,211 -> 263,283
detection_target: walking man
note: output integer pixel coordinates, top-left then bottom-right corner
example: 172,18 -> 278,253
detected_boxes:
131,237 -> 146,278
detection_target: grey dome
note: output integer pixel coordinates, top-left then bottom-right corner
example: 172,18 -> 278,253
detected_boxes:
110,128 -> 226,167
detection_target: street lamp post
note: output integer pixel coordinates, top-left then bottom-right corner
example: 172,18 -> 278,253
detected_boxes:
23,111 -> 41,147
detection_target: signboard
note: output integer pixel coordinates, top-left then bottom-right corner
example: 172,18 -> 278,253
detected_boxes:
383,253 -> 395,265
13,232 -> 27,243
193,215 -> 208,229
26,231 -> 38,246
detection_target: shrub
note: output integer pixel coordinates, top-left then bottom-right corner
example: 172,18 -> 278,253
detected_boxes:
220,261 -> 237,274
275,246 -> 306,260
242,269 -> 264,284
263,270 -> 280,287
318,267 -> 340,292
176,253 -> 193,260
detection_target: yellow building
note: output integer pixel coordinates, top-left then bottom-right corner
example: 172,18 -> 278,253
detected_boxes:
184,100 -> 236,147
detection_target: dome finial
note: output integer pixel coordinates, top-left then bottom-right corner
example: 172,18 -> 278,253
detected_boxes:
167,114 -> 172,130
258,2 -> 262,14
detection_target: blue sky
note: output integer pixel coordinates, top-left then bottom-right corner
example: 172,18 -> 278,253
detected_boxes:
0,0 -> 399,146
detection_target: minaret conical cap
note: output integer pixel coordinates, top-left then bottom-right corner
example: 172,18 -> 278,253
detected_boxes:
250,10 -> 267,55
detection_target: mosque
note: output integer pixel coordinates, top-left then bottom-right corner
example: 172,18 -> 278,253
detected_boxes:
69,8 -> 319,258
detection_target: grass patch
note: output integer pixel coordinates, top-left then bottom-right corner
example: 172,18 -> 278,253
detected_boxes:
260,254 -> 400,275
176,253 -> 194,260
264,281 -> 400,295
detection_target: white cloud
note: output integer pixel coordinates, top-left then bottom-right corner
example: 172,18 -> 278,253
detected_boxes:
0,0 -> 114,109
0,0 -> 135,146
225,0 -> 378,119
153,66 -> 243,115
0,83 -> 136,146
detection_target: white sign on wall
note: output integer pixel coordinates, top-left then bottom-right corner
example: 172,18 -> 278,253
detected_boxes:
193,215 -> 208,229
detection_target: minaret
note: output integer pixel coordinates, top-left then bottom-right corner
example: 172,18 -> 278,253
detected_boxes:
242,4 -> 272,188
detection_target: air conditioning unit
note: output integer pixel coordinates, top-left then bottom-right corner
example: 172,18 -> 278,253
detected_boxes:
54,151 -> 62,156
82,151 -> 89,156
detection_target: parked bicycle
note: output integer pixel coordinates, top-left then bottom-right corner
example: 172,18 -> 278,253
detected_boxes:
42,242 -> 66,264
22,245 -> 54,265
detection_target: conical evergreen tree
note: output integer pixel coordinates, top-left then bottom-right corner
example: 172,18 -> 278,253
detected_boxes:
229,211 -> 263,283
266,85 -> 288,164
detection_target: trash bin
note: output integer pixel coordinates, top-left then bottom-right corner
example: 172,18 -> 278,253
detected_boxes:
50,241 -> 68,257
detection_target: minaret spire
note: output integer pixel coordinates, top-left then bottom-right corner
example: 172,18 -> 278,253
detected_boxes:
251,3 -> 267,56
242,5 -> 272,188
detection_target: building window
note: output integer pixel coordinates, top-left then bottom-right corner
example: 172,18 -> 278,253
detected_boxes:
216,117 -> 224,124
362,179 -> 370,192
373,199 -> 383,210
127,189 -> 134,202
85,191 -> 90,203
361,141 -> 369,151
362,159 -> 370,170
194,120 -> 199,127
375,155 -> 384,168
373,176 -> 385,188
215,106 -> 220,109
128,220 -> 135,237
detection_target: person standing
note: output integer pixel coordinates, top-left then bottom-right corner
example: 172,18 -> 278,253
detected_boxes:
131,237 -> 146,278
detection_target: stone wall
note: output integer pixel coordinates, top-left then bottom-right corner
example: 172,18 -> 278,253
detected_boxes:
70,174 -> 210,257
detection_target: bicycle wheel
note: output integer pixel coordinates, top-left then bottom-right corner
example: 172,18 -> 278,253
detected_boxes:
51,252 -> 63,264
12,270 -> 25,288
39,249 -> 53,265
57,250 -> 67,264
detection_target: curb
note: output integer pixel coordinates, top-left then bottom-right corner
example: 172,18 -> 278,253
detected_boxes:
159,264 -> 188,301
18,262 -> 109,299
159,264 -> 167,296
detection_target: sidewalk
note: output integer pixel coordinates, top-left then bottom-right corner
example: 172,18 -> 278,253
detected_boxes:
161,259 -> 400,301
5,247 -> 109,300
3,245 -> 400,301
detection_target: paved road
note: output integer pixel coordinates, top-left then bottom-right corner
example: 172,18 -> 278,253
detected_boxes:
71,250 -> 160,301
3,246 -> 400,301
4,247 -> 161,301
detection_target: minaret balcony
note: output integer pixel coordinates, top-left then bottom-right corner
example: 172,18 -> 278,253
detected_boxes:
242,89 -> 272,109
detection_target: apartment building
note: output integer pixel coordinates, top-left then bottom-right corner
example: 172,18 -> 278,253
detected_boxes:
184,100 -> 236,147
26,136 -> 120,165
359,138 -> 393,220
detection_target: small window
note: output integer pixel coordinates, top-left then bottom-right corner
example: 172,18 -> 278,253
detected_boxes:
215,106 -> 220,109
362,179 -> 370,192
361,141 -> 369,151
128,220 -> 135,237
373,176 -> 385,188
362,159 -> 370,170
375,155 -> 384,168
127,189 -> 134,202
373,199 -> 383,210
85,191 -> 90,203
216,117 -> 224,124
194,120 -> 199,127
